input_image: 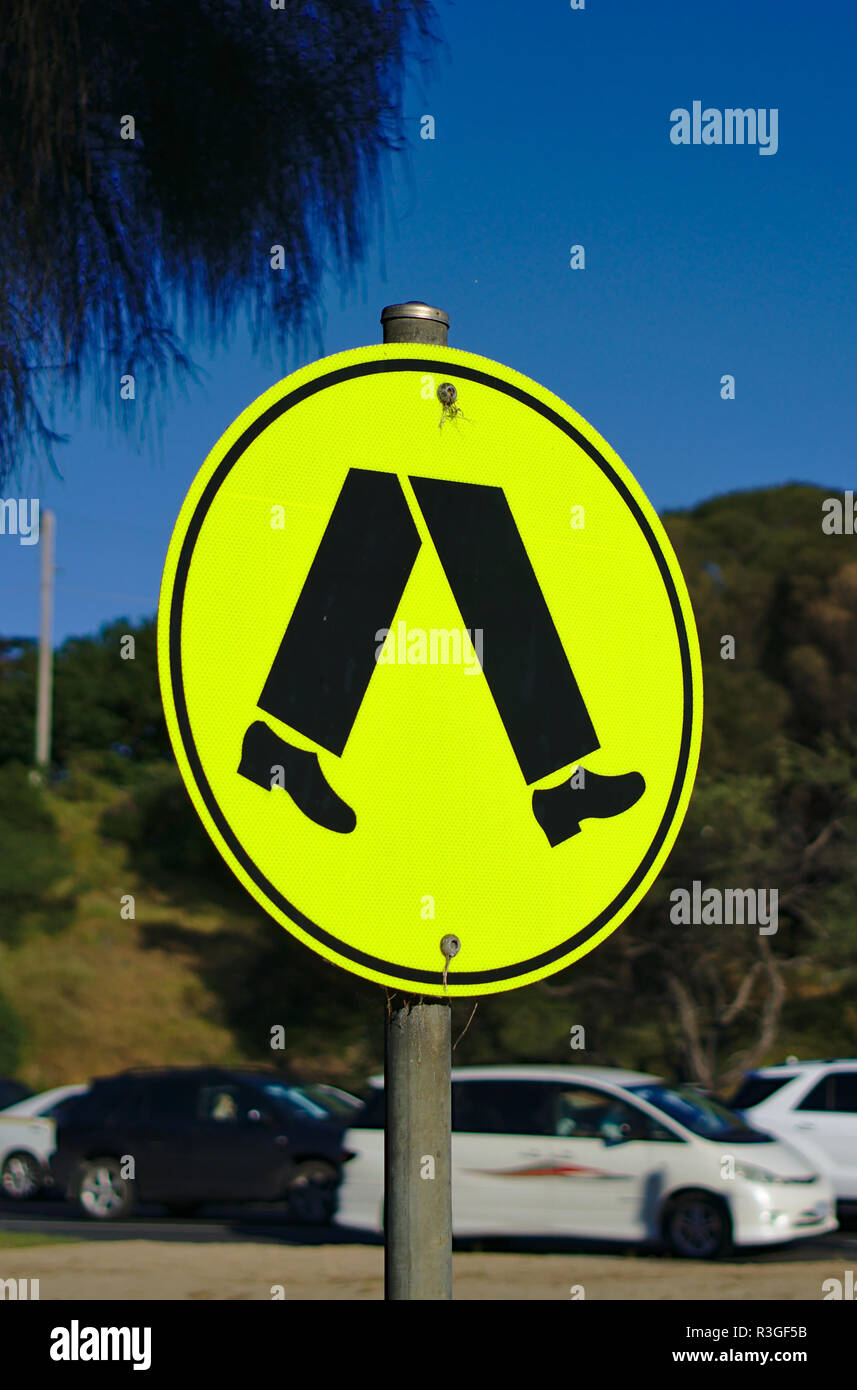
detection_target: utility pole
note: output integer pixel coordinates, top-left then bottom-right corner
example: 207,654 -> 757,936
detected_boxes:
34,508 -> 55,773
381,302 -> 453,1301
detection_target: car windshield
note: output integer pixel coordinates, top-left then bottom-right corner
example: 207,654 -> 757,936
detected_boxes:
261,1082 -> 330,1121
730,1075 -> 792,1109
629,1083 -> 760,1140
297,1084 -> 361,1119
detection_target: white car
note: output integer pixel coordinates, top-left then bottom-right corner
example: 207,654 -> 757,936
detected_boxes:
0,1085 -> 90,1200
732,1060 -> 857,1208
335,1065 -> 837,1258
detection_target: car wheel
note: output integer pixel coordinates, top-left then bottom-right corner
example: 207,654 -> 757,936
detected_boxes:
287,1160 -> 339,1225
664,1192 -> 730,1259
1,1151 -> 44,1200
77,1157 -> 137,1221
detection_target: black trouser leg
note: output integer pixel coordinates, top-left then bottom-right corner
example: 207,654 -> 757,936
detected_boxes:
409,476 -> 600,784
237,469 -> 420,834
257,468 -> 421,755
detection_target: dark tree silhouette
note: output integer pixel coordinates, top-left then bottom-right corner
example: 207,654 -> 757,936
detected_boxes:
0,0 -> 439,484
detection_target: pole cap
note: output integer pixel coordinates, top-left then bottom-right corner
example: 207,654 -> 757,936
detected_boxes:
381,301 -> 449,328
381,302 -> 449,345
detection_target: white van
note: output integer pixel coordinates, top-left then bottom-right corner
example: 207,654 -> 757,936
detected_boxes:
335,1065 -> 837,1258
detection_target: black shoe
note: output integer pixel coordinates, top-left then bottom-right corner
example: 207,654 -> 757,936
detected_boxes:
532,767 -> 645,847
238,720 -> 356,834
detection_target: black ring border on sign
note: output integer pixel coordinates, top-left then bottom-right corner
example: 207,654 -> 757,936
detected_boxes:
169,357 -> 696,987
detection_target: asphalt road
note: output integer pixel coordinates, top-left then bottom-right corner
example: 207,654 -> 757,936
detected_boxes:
0,1194 -> 366,1245
3,1194 -> 857,1262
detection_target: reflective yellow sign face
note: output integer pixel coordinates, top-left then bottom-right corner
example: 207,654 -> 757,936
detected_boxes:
158,344 -> 702,996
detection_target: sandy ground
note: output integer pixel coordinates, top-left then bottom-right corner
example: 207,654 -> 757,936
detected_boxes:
2,1241 -> 849,1300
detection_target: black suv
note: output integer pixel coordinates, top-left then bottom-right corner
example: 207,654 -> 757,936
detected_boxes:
52,1067 -> 350,1222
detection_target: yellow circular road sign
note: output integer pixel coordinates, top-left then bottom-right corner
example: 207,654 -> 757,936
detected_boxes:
158,343 -> 702,996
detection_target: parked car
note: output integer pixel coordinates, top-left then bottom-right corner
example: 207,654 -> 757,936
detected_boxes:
52,1067 -> 351,1222
732,1059 -> 857,1210
0,1085 -> 90,1199
0,1080 -> 32,1111
335,1065 -> 837,1258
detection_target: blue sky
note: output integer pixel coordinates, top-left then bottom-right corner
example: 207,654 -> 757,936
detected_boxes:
3,0 -> 855,644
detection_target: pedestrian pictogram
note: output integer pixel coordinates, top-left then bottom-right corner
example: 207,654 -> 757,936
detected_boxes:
158,343 -> 702,996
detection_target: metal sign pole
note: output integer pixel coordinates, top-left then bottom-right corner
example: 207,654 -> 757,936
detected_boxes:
35,508 -> 55,772
382,302 -> 453,1301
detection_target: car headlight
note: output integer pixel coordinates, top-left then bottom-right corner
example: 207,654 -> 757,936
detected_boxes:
734,1162 -> 785,1185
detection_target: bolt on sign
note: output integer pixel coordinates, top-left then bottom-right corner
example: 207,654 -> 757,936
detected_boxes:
158,344 -> 702,997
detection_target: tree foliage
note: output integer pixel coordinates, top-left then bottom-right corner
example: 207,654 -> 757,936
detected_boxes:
0,0 -> 439,483
0,762 -> 76,942
0,619 -> 168,769
0,986 -> 25,1075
